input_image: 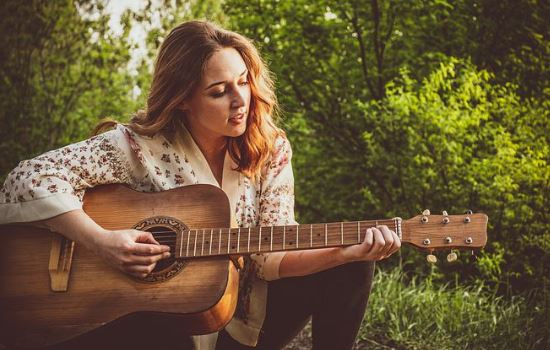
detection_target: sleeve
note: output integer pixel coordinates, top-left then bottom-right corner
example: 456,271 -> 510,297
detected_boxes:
251,136 -> 297,281
0,126 -> 140,224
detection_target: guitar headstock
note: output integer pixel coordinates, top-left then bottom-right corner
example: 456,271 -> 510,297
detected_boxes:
402,210 -> 488,252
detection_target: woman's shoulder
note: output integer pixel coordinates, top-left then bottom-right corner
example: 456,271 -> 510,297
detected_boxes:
271,134 -> 292,161
110,124 -> 174,152
260,134 -> 292,180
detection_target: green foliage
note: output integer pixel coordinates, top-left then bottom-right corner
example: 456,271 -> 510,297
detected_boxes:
0,0 -> 138,180
225,0 -> 549,296
356,60 -> 549,294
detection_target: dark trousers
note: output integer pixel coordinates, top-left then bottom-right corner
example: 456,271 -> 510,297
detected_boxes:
217,261 -> 375,350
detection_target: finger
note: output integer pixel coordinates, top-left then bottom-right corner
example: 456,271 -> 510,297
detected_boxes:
125,263 -> 156,278
363,228 -> 374,247
131,242 -> 170,255
366,227 -> 385,258
388,230 -> 401,255
378,225 -> 395,257
134,230 -> 161,245
125,251 -> 171,266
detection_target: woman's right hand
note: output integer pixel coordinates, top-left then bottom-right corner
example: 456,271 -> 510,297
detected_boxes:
93,229 -> 171,278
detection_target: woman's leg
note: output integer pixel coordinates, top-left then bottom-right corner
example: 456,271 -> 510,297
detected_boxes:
311,261 -> 375,350
216,261 -> 375,350
216,274 -> 314,350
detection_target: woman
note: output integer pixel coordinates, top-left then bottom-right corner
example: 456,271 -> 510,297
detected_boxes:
0,21 -> 400,350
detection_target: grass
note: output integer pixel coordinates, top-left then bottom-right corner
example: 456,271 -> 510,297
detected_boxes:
358,268 -> 548,350
285,268 -> 549,350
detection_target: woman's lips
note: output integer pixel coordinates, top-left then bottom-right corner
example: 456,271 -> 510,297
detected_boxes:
229,112 -> 246,124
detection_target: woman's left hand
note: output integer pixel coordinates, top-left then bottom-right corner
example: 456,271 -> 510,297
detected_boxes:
339,225 -> 401,262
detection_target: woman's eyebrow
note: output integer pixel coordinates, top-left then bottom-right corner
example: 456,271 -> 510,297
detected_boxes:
204,69 -> 248,90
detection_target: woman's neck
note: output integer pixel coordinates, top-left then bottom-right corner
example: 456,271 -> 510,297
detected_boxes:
183,120 -> 227,160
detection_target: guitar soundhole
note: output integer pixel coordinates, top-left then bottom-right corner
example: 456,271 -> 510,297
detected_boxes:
133,216 -> 188,283
149,226 -> 177,272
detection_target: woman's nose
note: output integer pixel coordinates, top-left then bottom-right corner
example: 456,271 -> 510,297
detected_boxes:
231,86 -> 247,109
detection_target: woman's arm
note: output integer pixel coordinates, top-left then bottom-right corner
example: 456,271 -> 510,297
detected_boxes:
278,225 -> 400,278
257,137 -> 400,280
1,127 -> 168,277
39,209 -> 170,278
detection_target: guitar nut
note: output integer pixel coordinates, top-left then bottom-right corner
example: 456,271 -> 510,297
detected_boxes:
443,217 -> 450,224
421,216 -> 429,223
464,217 -> 471,223
445,237 -> 452,244
465,237 -> 473,244
423,238 -> 431,245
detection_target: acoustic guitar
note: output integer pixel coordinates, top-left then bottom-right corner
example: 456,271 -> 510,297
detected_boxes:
0,184 -> 488,348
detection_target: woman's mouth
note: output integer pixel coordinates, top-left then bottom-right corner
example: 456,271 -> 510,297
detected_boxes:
229,112 -> 246,124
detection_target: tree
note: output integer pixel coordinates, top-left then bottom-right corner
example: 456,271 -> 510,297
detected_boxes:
0,0 -> 137,180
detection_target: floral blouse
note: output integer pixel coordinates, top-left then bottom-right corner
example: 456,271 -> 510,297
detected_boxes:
0,124 -> 297,348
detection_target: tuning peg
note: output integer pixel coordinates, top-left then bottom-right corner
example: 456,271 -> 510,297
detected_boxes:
426,254 -> 437,263
422,209 -> 431,216
447,251 -> 458,262
465,209 -> 473,215
442,210 -> 448,216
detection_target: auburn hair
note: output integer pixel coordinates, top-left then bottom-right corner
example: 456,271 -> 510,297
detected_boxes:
95,20 -> 283,179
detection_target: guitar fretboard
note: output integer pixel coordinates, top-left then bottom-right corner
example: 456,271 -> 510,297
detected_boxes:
172,219 -> 402,258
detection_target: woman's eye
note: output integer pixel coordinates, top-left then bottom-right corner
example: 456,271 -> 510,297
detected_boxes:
212,91 -> 226,98
239,80 -> 249,86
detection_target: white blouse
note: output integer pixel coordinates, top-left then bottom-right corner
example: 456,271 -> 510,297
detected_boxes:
0,124 -> 298,348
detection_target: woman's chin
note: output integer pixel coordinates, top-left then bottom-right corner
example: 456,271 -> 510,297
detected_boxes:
227,127 -> 246,138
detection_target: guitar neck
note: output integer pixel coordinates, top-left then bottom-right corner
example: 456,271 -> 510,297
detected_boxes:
172,218 -> 403,258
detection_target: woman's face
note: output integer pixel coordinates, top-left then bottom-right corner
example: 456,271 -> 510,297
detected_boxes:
183,47 -> 251,142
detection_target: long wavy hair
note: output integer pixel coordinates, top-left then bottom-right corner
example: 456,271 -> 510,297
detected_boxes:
96,20 -> 283,179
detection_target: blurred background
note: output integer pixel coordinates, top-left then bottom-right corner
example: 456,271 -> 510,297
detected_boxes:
0,0 -> 548,349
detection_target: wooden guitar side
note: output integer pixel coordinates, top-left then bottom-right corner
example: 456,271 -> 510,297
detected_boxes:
0,184 -> 239,349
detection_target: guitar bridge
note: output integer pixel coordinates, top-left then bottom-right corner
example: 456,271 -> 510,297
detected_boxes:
48,234 -> 75,292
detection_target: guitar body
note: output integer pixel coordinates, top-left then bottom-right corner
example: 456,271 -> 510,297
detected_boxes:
0,184 -> 239,349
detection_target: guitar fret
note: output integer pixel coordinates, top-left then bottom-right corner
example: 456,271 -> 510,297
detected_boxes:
186,230 -> 191,257
179,231 -> 183,257
201,229 -> 205,256
296,225 -> 299,249
310,224 -> 313,247
341,222 -> 344,244
209,229 -> 213,255
237,228 -> 240,253
259,226 -> 262,252
193,230 -> 198,257
283,225 -> 286,249
227,229 -> 231,254
247,227 -> 251,253
325,224 -> 328,246
357,221 -> 360,243
270,226 -> 273,251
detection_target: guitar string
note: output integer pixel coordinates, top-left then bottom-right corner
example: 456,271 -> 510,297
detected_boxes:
148,220 -> 398,236
152,220 -> 400,248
